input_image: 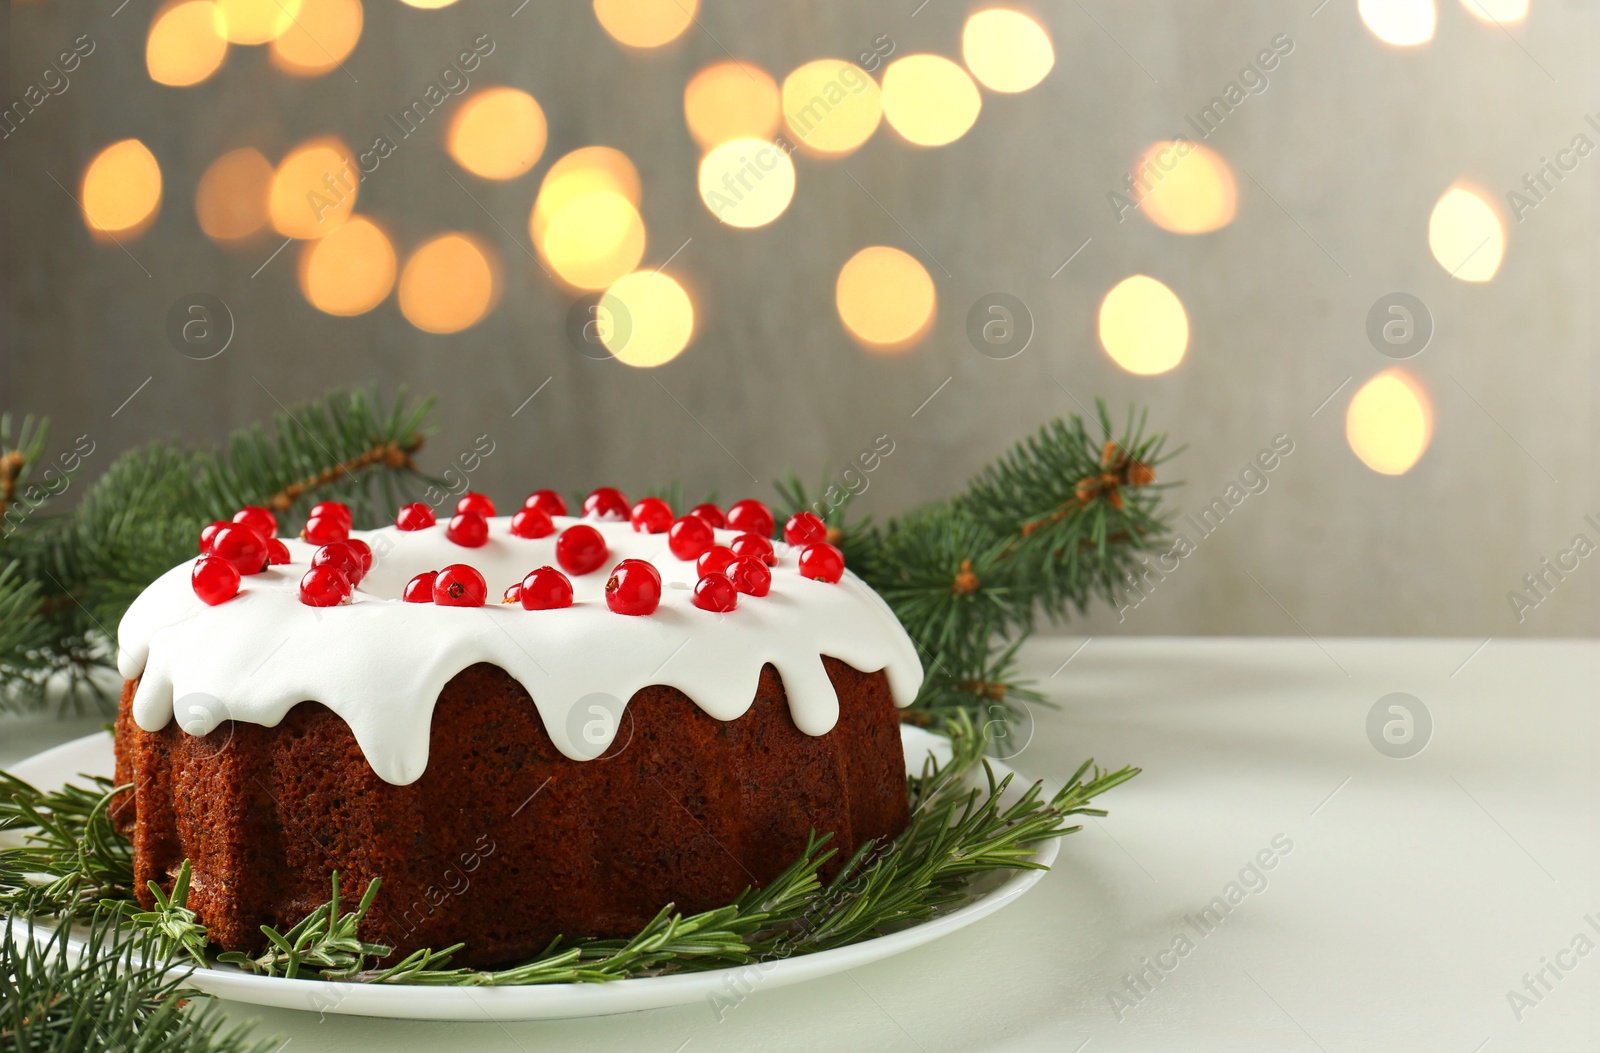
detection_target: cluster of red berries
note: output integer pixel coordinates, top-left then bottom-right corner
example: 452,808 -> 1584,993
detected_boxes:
190,504 -> 290,605
189,489 -> 848,615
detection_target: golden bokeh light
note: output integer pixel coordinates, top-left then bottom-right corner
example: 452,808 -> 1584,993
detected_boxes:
270,0 -> 363,77
782,59 -> 882,156
600,270 -> 695,367
298,216 -> 395,316
448,87 -> 547,180
1346,369 -> 1434,475
1460,0 -> 1527,22
1428,185 -> 1505,282
592,0 -> 697,48
698,138 -> 796,228
684,60 -> 781,151
270,137 -> 356,240
530,146 -> 642,248
196,147 -> 273,241
835,246 -> 936,351
1358,0 -> 1437,46
215,0 -> 301,44
1097,275 -> 1188,376
881,54 -> 982,147
398,233 -> 498,333
396,0 -> 457,8
1134,141 -> 1237,235
81,140 -> 162,236
961,9 -> 1055,93
538,192 -> 646,291
146,1 -> 228,87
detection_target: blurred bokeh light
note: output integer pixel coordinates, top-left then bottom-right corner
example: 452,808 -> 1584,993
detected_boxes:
270,137 -> 356,240
881,55 -> 982,147
215,0 -> 300,44
1346,369 -> 1434,475
698,138 -> 796,228
593,0 -> 697,48
684,60 -> 781,152
782,60 -> 882,156
1098,275 -> 1188,375
1460,0 -> 1527,22
1358,0 -> 1437,46
1135,141 -> 1237,235
298,216 -> 395,316
146,1 -> 228,88
398,233 -> 497,333
81,140 -> 162,237
270,0 -> 363,77
601,270 -> 695,367
531,146 -> 642,247
1428,185 -> 1505,281
961,9 -> 1054,93
835,246 -> 936,351
537,192 -> 647,291
449,88 -> 547,180
397,0 -> 458,9
196,147 -> 273,242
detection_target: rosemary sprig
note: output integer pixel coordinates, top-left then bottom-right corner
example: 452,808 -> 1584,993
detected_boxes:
1,717 -> 1137,989
0,771 -> 133,914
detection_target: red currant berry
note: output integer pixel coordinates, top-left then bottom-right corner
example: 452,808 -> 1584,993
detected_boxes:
310,501 -> 353,528
697,545 -> 736,577
302,514 -> 350,546
605,559 -> 661,616
457,492 -> 496,517
343,537 -> 373,575
446,511 -> 489,548
798,542 -> 845,583
502,582 -> 522,604
525,490 -> 567,517
198,520 -> 229,553
402,571 -> 437,603
667,515 -> 714,561
311,541 -> 364,584
267,537 -> 291,565
784,511 -> 827,547
509,507 -> 555,539
583,487 -> 630,521
688,503 -> 726,529
730,532 -> 776,566
555,524 -> 608,575
730,557 -> 772,597
210,524 -> 269,575
433,564 -> 487,607
726,499 -> 774,538
396,502 -> 436,531
520,566 -> 574,610
693,572 -> 739,612
299,565 -> 351,607
191,555 -> 241,606
232,506 -> 278,538
630,497 -> 673,534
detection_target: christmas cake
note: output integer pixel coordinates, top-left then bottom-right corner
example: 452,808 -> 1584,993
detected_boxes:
110,491 -> 922,968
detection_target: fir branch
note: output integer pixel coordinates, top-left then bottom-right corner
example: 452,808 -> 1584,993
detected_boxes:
0,388 -> 436,713
216,871 -> 396,980
1,905 -> 279,1053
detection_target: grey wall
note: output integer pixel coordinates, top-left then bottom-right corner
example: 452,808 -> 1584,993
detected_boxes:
4,0 -> 1596,636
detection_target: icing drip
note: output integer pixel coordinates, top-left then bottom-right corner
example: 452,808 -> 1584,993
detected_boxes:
116,517 -> 924,785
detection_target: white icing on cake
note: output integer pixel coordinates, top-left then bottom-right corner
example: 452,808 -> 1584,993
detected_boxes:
116,516 -> 924,785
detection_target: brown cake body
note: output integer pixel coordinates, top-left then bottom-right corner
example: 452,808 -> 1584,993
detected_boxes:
112,658 -> 909,968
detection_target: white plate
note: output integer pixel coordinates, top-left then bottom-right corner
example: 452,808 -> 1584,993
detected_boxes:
6,726 -> 1058,1021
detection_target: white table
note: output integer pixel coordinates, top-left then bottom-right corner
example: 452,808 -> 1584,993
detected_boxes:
5,638 -> 1595,1052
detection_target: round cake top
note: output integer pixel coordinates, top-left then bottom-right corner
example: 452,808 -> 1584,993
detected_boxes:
117,498 -> 924,785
